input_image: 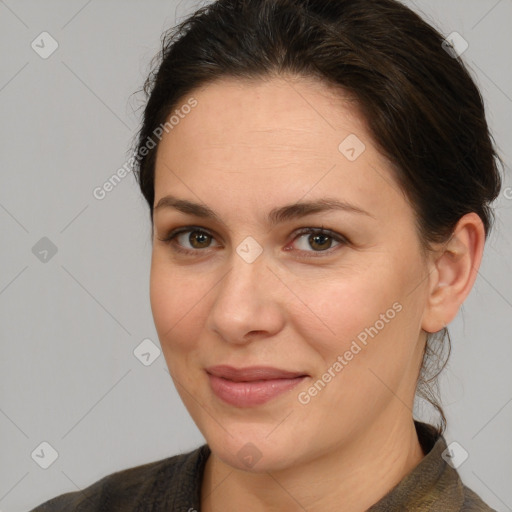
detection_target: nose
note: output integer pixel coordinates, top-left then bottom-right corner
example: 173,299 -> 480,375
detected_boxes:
206,249 -> 286,345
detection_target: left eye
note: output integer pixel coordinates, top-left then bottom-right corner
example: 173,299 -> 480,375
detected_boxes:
289,228 -> 346,253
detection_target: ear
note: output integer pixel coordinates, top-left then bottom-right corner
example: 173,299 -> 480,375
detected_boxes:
421,212 -> 486,333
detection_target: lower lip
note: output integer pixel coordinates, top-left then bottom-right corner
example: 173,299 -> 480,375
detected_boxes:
207,374 -> 307,407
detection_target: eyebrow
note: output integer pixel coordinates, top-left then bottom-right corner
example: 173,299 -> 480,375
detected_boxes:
153,194 -> 376,226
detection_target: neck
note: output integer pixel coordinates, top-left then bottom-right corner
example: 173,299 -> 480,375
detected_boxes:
201,414 -> 425,512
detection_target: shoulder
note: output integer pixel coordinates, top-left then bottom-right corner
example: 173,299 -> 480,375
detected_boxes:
28,444 -> 210,511
461,484 -> 498,512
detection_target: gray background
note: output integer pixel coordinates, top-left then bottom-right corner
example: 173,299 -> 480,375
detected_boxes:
0,1 -> 511,510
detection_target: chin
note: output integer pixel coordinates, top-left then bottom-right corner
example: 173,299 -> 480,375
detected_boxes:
205,429 -> 301,473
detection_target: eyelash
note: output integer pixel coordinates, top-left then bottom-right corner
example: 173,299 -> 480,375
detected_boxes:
157,225 -> 349,259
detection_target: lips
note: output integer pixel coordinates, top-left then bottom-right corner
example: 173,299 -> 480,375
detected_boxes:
206,365 -> 308,407
206,365 -> 307,381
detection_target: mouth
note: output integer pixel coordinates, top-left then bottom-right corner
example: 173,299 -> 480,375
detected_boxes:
205,365 -> 309,407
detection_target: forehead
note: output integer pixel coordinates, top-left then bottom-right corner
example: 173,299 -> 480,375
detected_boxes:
164,75 -> 364,145
153,75 -> 406,221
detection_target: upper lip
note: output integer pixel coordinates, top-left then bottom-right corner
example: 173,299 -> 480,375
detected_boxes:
206,365 -> 307,382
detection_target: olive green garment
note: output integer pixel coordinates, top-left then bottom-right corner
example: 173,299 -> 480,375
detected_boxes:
29,421 -> 496,511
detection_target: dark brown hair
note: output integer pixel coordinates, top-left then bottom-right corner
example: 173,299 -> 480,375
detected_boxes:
132,0 -> 503,435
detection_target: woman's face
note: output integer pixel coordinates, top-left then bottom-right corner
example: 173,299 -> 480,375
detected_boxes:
150,76 -> 431,471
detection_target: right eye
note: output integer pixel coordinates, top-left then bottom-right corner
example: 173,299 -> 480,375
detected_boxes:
157,227 -> 221,255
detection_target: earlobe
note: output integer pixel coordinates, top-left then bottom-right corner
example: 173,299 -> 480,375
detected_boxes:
421,213 -> 485,333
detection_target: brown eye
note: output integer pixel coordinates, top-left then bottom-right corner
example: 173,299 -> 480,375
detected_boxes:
157,227 -> 220,254
307,232 -> 333,251
187,231 -> 212,249
291,227 -> 347,254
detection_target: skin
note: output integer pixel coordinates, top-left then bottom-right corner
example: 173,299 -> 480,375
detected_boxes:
149,75 -> 485,512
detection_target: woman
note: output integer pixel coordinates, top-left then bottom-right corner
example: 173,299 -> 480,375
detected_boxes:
31,0 -> 502,510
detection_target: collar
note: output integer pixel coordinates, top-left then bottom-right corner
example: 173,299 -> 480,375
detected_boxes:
367,420 -> 465,511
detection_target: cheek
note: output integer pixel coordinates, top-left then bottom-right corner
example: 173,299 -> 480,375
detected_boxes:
149,253 -> 210,354
293,271 -> 397,349
293,274 -> 420,423
293,253 -> 424,371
